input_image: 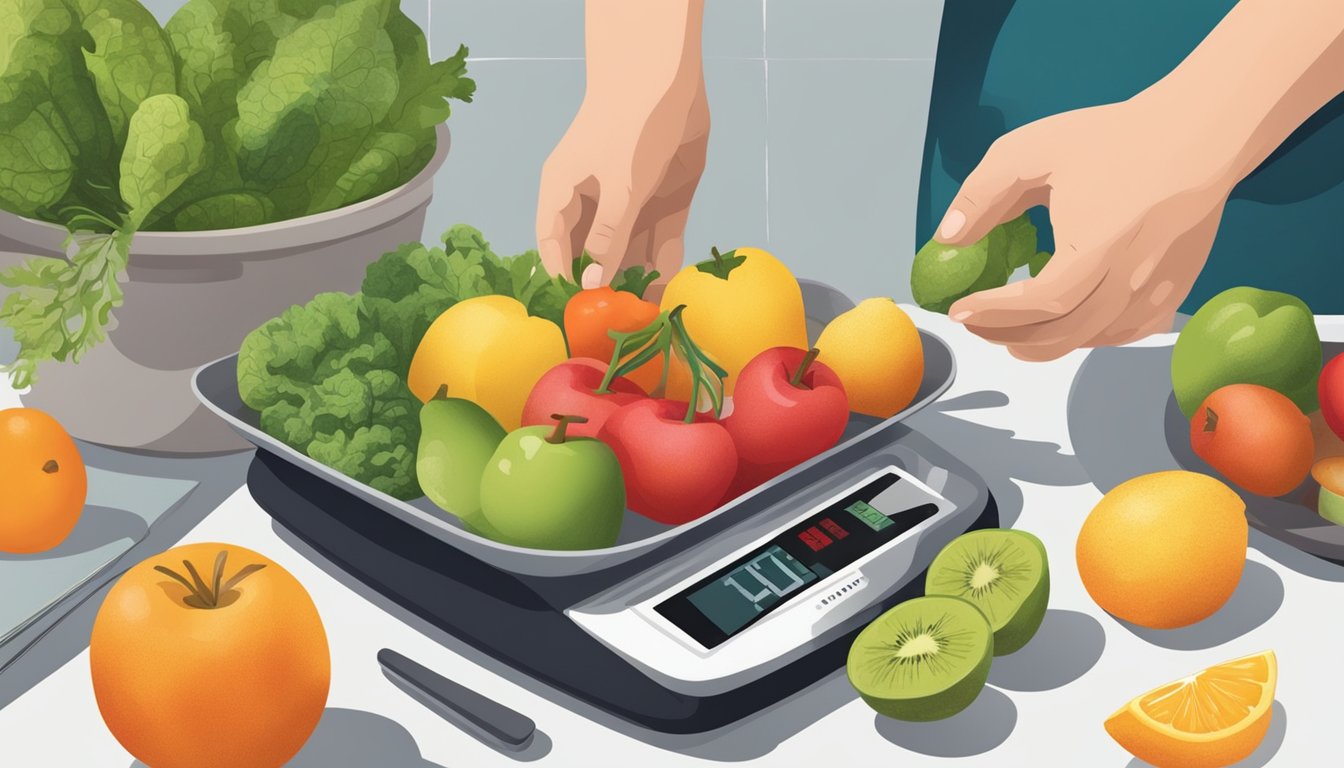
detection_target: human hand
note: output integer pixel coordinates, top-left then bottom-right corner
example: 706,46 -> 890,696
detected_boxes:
536,81 -> 708,295
937,98 -> 1239,361
537,0 -> 708,295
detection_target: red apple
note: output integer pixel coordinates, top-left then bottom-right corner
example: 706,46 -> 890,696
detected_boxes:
598,398 -> 738,525
722,347 -> 850,498
521,359 -> 646,439
1321,352 -> 1344,442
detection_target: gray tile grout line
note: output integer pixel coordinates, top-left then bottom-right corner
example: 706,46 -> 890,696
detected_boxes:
762,0 -> 769,245
426,0 -> 432,59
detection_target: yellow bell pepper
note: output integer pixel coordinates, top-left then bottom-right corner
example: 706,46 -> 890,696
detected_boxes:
408,295 -> 567,430
661,247 -> 808,400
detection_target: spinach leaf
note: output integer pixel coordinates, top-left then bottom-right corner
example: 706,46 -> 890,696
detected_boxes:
119,93 -> 204,227
233,0 -> 400,219
0,0 -> 117,220
74,0 -> 178,144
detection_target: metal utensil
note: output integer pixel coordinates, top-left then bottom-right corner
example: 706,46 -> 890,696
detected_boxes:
377,648 -> 536,751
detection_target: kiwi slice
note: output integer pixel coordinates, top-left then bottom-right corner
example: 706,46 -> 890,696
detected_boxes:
847,595 -> 993,721
925,529 -> 1049,656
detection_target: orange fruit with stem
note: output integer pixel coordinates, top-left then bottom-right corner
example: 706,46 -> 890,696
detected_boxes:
0,407 -> 87,554
90,543 -> 330,768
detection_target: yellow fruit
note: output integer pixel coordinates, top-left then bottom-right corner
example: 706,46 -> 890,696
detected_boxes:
408,296 -> 567,430
1076,471 -> 1246,629
1105,651 -> 1276,768
661,246 -> 808,399
815,298 -> 924,418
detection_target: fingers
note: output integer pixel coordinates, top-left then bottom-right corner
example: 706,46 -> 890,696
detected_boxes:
949,240 -> 1108,328
644,214 -> 688,306
536,169 -> 586,277
936,136 -> 1048,246
583,181 -> 642,287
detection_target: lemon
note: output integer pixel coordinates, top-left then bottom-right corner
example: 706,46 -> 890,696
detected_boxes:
815,298 -> 924,418
1106,651 -> 1276,768
408,296 -> 567,430
1076,470 -> 1246,629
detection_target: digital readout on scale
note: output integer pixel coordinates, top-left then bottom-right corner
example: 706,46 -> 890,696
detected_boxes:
653,471 -> 943,649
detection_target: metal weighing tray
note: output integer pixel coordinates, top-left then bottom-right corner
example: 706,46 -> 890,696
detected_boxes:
193,283 -> 958,577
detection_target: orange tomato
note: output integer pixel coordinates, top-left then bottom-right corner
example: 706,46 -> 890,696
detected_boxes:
91,543 -> 330,768
0,407 -> 87,554
1191,384 -> 1314,497
564,287 -> 664,392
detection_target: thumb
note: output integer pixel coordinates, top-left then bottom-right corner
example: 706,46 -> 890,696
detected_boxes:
582,182 -> 640,286
936,139 -> 1046,246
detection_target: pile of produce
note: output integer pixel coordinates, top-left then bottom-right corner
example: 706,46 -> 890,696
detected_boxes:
0,0 -> 473,387
237,226 -> 570,499
238,227 -> 929,549
1171,286 -> 1344,521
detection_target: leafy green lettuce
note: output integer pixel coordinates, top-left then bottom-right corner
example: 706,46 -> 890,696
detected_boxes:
0,0 -> 473,388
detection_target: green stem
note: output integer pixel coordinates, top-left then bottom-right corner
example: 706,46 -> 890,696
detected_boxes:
547,413 -> 589,444
790,348 -> 821,389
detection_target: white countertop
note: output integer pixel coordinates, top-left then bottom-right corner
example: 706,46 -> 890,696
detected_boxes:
1,307 -> 1339,767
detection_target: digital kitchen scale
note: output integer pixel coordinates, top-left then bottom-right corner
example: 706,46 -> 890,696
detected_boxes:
245,423 -> 997,734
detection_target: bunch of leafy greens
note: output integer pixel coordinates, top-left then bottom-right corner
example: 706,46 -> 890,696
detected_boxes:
238,225 -> 593,499
909,213 -> 1052,314
0,0 -> 473,388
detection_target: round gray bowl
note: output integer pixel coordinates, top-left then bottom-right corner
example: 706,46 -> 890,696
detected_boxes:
0,126 -> 450,455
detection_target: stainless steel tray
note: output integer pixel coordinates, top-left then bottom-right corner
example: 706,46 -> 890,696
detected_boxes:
193,282 -> 956,576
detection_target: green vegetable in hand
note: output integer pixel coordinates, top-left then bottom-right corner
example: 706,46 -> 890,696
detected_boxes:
1171,287 -> 1321,417
910,213 -> 1048,314
0,0 -> 475,388
479,416 -> 626,550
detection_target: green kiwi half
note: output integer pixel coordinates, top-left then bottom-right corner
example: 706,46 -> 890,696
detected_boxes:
925,529 -> 1050,656
847,595 -> 994,721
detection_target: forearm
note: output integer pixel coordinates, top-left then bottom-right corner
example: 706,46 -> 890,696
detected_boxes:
583,0 -> 704,103
1139,0 -> 1344,186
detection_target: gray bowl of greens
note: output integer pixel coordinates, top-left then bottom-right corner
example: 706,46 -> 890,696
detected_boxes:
0,0 -> 472,454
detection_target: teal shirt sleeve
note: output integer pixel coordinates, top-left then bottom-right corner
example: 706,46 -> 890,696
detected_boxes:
918,0 -> 1344,314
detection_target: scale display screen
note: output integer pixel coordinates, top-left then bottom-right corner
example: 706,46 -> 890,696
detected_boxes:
653,471 -> 941,649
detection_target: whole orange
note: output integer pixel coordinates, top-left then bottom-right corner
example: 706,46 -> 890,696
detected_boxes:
0,407 -> 87,554
1191,383 -> 1314,497
91,543 -> 330,768
1076,471 -> 1247,629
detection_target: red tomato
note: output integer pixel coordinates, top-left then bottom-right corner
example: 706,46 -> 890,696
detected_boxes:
722,348 -> 849,499
522,359 -> 646,439
1191,383 -> 1314,497
597,398 -> 738,524
565,288 -> 664,393
1320,353 -> 1344,442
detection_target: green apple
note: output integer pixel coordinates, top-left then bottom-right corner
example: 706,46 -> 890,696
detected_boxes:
1171,287 -> 1321,417
417,385 -> 507,537
479,416 -> 625,550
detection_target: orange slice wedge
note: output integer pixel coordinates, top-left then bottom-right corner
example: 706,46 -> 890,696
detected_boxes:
1105,651 -> 1276,768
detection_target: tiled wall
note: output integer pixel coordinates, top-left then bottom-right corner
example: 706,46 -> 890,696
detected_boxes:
142,0 -> 944,303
